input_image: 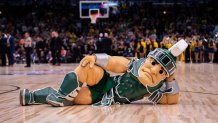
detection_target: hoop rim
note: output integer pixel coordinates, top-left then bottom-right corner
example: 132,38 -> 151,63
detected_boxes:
89,12 -> 99,16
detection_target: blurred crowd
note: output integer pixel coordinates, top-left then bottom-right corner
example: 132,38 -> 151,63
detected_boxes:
0,1 -> 218,67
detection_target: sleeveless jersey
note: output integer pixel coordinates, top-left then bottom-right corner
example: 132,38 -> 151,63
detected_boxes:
93,58 -> 165,106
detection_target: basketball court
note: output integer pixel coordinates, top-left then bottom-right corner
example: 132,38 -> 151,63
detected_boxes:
0,0 -> 218,123
0,63 -> 217,123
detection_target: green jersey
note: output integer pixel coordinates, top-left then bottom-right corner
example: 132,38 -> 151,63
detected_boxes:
93,58 -> 165,106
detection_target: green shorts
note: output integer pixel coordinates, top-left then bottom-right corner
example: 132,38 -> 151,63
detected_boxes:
88,71 -> 116,104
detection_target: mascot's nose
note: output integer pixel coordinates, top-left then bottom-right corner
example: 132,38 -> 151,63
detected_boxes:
151,65 -> 161,75
141,67 -> 146,72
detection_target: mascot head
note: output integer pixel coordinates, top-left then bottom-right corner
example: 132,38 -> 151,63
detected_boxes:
148,39 -> 188,77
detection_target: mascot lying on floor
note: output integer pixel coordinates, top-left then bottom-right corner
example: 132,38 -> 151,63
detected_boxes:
20,39 -> 188,107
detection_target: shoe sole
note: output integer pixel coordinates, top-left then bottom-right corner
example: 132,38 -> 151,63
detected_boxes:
46,99 -> 63,107
20,89 -> 26,106
47,97 -> 74,107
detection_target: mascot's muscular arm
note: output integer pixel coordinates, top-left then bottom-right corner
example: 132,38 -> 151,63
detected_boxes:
80,54 -> 130,73
104,56 -> 130,73
159,74 -> 180,104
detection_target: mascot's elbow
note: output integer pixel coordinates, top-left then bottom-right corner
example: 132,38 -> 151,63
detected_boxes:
166,99 -> 179,105
166,93 -> 180,104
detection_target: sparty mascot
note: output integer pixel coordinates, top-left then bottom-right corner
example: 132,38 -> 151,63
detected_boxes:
20,39 -> 188,107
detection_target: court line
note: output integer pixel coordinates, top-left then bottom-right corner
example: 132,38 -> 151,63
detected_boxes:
0,85 -> 20,95
181,90 -> 218,95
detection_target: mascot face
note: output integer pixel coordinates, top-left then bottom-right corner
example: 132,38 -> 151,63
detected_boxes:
138,57 -> 168,85
138,39 -> 188,86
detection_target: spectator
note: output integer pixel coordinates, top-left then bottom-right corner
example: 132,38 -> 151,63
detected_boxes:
35,36 -> 46,63
208,39 -> 215,63
46,51 -> 53,63
0,1 -> 217,64
50,31 -> 62,66
214,41 -> 218,63
137,39 -> 146,58
202,39 -> 209,63
5,31 -> 15,66
96,33 -> 112,55
194,39 -> 201,63
145,38 -> 153,56
24,32 -> 32,67
0,32 -> 7,66
124,41 -> 135,57
185,39 -> 191,63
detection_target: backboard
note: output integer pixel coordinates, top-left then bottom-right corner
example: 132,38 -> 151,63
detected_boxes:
80,1 -> 109,19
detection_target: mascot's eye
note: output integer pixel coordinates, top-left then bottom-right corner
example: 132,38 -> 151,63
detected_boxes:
151,61 -> 156,66
159,70 -> 164,74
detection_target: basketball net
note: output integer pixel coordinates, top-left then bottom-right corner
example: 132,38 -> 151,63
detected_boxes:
90,14 -> 99,24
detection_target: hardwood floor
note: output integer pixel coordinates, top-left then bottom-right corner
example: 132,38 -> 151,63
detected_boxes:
0,63 -> 217,123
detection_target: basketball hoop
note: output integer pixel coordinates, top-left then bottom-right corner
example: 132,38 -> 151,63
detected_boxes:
80,1 -> 109,24
90,14 -> 99,24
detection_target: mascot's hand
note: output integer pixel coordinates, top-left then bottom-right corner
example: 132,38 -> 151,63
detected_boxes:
80,55 -> 96,68
166,73 -> 176,82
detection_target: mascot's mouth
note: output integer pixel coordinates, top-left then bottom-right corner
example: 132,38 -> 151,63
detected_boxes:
140,66 -> 153,83
142,70 -> 153,82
